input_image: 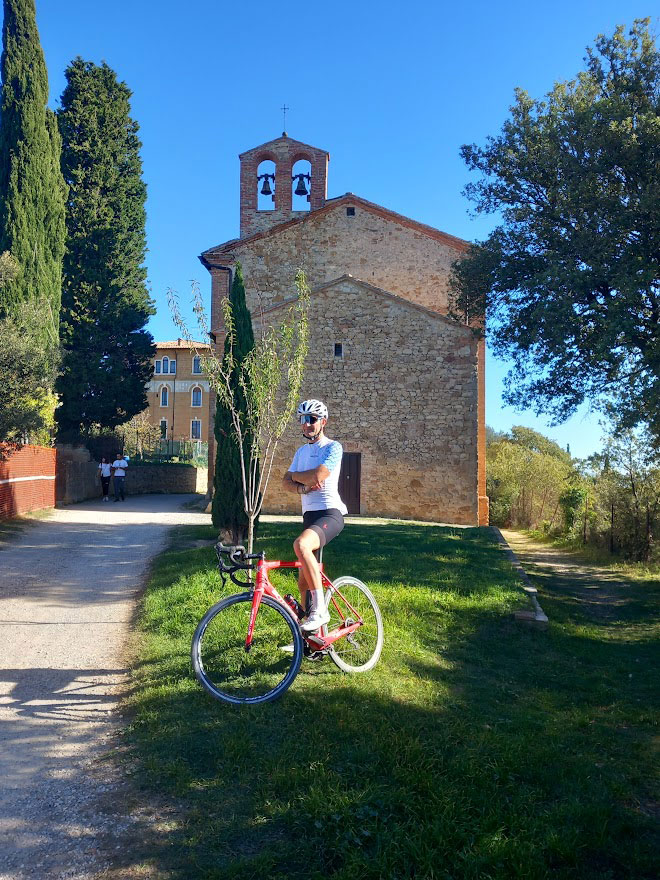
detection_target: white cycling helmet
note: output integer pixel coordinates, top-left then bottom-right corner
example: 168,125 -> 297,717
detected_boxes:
297,399 -> 328,421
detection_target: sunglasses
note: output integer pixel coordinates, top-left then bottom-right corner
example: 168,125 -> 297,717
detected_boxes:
299,414 -> 320,424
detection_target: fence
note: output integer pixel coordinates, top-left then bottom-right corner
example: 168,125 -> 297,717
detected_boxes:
0,445 -> 56,519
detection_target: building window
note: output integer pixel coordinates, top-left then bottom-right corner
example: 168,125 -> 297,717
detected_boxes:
162,356 -> 169,373
169,359 -> 176,374
192,356 -> 202,374
334,342 -> 344,358
346,207 -> 355,216
159,419 -> 167,438
191,419 -> 202,440
191,386 -> 202,407
155,360 -> 161,374
160,387 -> 168,407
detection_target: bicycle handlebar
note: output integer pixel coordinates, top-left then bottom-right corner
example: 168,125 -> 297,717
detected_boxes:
215,542 -> 263,574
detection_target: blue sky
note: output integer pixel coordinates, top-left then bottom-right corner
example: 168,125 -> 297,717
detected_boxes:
27,0 -> 656,457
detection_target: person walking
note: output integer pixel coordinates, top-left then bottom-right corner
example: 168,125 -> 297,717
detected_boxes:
282,399 -> 347,631
111,452 -> 128,502
98,457 -> 112,502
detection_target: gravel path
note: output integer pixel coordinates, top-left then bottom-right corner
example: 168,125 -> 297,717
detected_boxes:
500,529 -> 633,620
0,495 -> 210,879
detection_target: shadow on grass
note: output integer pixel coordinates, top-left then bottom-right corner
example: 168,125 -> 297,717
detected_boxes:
111,522 -> 658,880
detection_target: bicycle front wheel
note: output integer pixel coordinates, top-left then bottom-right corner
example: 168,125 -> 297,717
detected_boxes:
325,577 -> 384,673
191,593 -> 303,705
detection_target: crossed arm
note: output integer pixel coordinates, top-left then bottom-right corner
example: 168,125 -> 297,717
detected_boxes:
282,464 -> 331,495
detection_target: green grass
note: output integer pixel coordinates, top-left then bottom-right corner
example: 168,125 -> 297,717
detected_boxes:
119,521 -> 659,879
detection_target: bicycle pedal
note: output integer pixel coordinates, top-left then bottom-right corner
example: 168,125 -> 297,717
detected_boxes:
304,650 -> 327,662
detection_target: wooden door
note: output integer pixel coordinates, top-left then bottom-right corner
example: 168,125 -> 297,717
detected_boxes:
339,452 -> 361,514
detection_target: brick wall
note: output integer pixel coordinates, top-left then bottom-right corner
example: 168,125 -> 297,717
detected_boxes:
0,445 -> 56,519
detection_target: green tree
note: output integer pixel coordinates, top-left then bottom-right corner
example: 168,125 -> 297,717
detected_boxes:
487,426 -> 575,528
170,269 -> 310,555
451,20 -> 660,434
0,298 -> 59,454
212,265 -> 256,543
0,0 -> 66,339
55,59 -> 154,438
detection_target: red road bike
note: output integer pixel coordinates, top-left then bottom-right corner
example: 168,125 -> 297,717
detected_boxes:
191,543 -> 384,705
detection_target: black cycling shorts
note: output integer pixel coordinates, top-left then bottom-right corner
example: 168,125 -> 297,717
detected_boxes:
302,508 -> 345,550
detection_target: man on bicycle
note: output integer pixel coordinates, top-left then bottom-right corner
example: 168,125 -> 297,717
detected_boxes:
282,399 -> 347,632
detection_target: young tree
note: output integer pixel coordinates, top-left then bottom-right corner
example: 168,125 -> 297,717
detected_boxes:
170,270 -> 310,555
0,0 -> 66,340
116,411 -> 161,458
212,264 -> 256,544
451,20 -> 660,434
55,59 -> 154,438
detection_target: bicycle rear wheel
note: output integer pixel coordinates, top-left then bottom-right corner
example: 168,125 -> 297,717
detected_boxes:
191,593 -> 303,704
325,577 -> 383,673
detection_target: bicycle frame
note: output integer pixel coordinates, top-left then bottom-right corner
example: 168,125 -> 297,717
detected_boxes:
244,557 -> 365,652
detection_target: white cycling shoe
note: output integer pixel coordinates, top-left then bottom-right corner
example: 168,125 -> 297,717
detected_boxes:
300,608 -> 330,632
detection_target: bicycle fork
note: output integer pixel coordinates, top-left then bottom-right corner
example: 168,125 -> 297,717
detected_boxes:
244,588 -> 264,653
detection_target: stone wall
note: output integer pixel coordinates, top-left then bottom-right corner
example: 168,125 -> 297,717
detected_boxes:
260,277 -> 479,524
207,200 -> 466,318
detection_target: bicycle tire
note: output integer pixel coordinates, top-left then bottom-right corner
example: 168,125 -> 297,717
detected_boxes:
191,593 -> 303,705
325,577 -> 383,673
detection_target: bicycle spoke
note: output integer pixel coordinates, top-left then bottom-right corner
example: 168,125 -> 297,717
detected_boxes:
326,577 -> 383,672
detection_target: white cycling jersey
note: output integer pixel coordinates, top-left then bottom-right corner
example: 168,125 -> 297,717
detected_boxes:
289,436 -> 347,515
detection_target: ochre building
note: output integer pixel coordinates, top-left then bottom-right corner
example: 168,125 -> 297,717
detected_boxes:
200,134 -> 487,525
145,339 -> 211,444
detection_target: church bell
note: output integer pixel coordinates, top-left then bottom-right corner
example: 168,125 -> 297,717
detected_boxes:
294,174 -> 309,197
260,176 -> 273,196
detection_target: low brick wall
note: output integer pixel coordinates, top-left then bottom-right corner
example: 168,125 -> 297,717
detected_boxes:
0,445 -> 56,519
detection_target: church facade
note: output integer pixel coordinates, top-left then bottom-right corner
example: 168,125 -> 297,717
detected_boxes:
200,134 -> 487,525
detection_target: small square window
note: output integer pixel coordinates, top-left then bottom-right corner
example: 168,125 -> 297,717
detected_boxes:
155,361 -> 161,374
346,207 -> 355,217
334,343 -> 344,358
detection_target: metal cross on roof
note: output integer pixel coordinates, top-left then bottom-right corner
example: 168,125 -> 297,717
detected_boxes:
281,103 -> 289,134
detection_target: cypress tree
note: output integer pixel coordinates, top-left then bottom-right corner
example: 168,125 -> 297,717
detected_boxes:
0,0 -> 66,337
55,59 -> 154,437
212,264 -> 257,543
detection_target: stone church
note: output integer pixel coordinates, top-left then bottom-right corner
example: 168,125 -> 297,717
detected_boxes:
200,133 -> 487,525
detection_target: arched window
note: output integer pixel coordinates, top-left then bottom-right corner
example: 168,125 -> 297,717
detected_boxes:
257,159 -> 276,211
292,158 -> 311,211
160,386 -> 169,407
191,386 -> 202,407
162,356 -> 169,374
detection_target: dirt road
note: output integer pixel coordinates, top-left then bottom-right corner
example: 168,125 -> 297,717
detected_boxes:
0,495 -> 209,879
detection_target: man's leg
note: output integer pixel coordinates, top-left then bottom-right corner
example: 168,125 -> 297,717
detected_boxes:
293,529 -> 328,630
113,477 -> 120,501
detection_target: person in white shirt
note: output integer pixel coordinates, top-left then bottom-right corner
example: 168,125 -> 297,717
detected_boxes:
282,399 -> 347,632
98,457 -> 112,501
111,453 -> 128,502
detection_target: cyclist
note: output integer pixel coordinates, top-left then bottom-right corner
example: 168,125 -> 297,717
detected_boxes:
282,399 -> 347,632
